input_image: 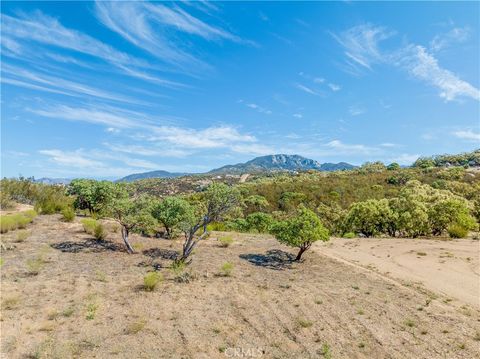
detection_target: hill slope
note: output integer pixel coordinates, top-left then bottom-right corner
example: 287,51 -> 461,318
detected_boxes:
118,170 -> 186,182
209,154 -> 354,174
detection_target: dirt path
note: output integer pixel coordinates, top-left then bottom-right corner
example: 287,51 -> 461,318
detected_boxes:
314,237 -> 480,308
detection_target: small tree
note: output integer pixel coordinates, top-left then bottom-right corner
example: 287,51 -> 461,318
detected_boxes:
387,162 -> 401,171
152,196 -> 193,238
177,183 -> 240,263
67,179 -> 116,217
270,207 -> 329,261
107,193 -> 157,254
344,199 -> 393,237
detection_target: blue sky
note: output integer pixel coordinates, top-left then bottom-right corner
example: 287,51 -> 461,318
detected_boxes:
1,1 -> 479,179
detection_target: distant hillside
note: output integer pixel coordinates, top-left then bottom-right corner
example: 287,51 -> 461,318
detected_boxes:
118,154 -> 355,182
118,170 -> 186,182
208,154 -> 355,174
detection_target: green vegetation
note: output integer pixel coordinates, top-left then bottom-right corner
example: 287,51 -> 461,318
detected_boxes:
143,272 -> 163,291
152,196 -> 192,238
61,206 -> 75,222
0,210 -> 37,234
218,236 -> 234,247
220,262 -> 234,277
270,206 -> 329,260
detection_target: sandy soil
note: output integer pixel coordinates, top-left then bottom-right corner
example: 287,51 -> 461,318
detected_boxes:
315,237 -> 480,309
1,215 -> 479,358
0,204 -> 34,216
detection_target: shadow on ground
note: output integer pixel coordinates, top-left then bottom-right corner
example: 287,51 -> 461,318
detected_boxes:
240,249 -> 295,270
142,248 -> 179,260
51,239 -> 123,253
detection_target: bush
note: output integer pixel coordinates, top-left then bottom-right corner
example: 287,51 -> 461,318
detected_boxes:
447,224 -> 468,238
220,262 -> 234,277
343,232 -> 356,239
0,192 -> 15,210
0,211 -> 37,233
246,212 -> 273,233
218,236 -> 233,247
81,218 -> 97,234
81,218 -> 105,240
61,207 -> 75,222
143,272 -> 162,291
93,223 -> 106,241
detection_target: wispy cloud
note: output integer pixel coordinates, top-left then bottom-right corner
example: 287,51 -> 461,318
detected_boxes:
333,23 -> 479,102
328,83 -> 341,92
1,64 -> 142,105
294,83 -> 321,96
245,103 -> 272,115
293,113 -> 303,119
398,45 -> 480,102
453,130 -> 480,141
349,106 -> 366,116
430,26 -> 470,52
39,149 -> 104,168
324,140 -> 379,155
332,24 -> 394,73
95,1 -> 253,70
0,11 -> 171,84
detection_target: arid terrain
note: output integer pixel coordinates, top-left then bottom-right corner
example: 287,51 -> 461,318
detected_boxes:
315,237 -> 480,309
1,214 -> 480,358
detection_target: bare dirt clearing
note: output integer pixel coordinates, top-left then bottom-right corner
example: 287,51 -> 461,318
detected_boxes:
315,237 -> 480,309
1,215 -> 479,358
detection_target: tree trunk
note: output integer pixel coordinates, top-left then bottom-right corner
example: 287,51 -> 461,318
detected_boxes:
121,227 -> 135,254
295,247 -> 307,261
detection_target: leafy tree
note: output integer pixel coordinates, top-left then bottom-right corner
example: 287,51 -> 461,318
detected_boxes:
243,194 -> 269,215
152,196 -> 193,238
178,183 -> 240,263
67,179 -> 117,217
413,157 -> 435,169
387,162 -> 400,171
278,191 -> 307,212
106,190 -> 157,254
315,203 -> 346,236
344,199 -> 393,237
428,198 -> 476,235
246,212 -> 273,233
270,206 -> 329,261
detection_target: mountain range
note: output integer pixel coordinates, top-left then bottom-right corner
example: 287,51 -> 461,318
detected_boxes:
118,154 -> 355,182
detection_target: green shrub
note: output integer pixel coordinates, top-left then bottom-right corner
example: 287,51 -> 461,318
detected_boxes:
93,223 -> 106,241
23,209 -> 37,220
81,218 -> 106,240
61,207 -> 75,222
343,232 -> 356,239
218,236 -> 233,247
0,216 -> 16,233
0,192 -> 15,210
0,211 -> 36,233
143,272 -> 163,291
447,224 -> 468,238
246,212 -> 273,233
81,218 -> 97,235
220,262 -> 234,277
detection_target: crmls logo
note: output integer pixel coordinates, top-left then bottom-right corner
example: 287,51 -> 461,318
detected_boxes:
224,347 -> 264,357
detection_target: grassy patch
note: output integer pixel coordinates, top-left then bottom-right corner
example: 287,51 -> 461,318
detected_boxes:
144,272 -> 163,291
218,236 -> 234,247
220,262 -> 234,277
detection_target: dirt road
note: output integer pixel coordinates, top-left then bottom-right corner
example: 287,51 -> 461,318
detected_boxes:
315,237 -> 480,308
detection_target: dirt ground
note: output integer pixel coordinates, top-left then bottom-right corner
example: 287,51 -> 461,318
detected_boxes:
315,237 -> 480,309
1,214 -> 480,358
